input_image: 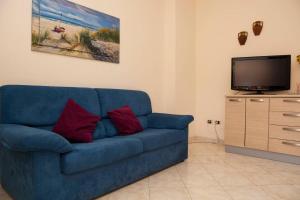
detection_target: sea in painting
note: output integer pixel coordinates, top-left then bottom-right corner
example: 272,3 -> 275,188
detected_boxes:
32,0 -> 120,63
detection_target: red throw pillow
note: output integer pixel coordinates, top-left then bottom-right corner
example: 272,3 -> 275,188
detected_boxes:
53,99 -> 100,143
108,106 -> 143,135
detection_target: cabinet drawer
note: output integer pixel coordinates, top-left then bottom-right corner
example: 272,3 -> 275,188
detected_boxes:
269,125 -> 300,141
269,138 -> 300,156
270,112 -> 300,126
270,98 -> 300,112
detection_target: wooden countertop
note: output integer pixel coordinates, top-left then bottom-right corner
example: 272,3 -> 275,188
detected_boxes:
226,94 -> 300,98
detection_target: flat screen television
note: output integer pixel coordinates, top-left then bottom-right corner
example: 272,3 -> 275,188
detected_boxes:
231,55 -> 291,94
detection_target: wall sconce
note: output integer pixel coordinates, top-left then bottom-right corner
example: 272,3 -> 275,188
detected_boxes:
297,55 -> 300,63
238,31 -> 248,45
253,21 -> 263,36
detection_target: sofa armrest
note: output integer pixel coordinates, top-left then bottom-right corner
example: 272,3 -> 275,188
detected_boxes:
147,113 -> 194,130
0,124 -> 73,153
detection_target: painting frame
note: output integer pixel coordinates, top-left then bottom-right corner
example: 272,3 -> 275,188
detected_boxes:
32,0 -> 120,63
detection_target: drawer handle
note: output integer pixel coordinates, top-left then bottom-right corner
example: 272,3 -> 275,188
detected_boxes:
282,127 -> 300,133
283,99 -> 300,103
283,113 -> 300,118
229,99 -> 242,102
282,141 -> 300,147
250,99 -> 264,102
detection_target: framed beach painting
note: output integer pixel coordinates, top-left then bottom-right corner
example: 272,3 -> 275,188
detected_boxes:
32,0 -> 120,63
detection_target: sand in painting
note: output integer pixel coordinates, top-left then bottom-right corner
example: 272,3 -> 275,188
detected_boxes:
32,17 -> 94,59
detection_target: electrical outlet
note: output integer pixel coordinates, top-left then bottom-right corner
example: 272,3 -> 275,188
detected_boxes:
215,120 -> 221,125
207,120 -> 212,124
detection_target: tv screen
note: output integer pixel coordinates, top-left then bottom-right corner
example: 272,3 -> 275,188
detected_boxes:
232,55 -> 291,93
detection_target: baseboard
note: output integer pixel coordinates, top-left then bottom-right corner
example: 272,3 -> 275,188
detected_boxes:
189,136 -> 224,144
225,145 -> 300,165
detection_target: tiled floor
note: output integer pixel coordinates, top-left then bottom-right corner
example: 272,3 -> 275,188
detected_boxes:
1,143 -> 300,200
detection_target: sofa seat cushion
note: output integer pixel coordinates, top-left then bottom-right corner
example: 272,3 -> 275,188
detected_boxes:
61,137 -> 143,175
121,129 -> 186,152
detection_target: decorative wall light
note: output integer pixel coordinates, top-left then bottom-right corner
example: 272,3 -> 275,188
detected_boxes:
297,55 -> 300,63
253,21 -> 264,36
238,31 -> 248,45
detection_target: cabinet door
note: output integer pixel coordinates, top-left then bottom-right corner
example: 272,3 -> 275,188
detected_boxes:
225,98 -> 246,147
245,98 -> 269,150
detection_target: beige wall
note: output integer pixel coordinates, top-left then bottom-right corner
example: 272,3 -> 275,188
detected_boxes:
162,0 -> 177,113
0,0 -> 169,112
4,0 -> 296,140
195,0 -> 300,140
162,0 -> 197,136
174,0 -> 196,136
0,0 -> 197,134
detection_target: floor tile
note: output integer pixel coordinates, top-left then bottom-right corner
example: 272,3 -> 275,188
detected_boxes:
149,166 -> 184,188
177,162 -> 218,187
96,178 -> 149,200
224,186 -> 274,200
261,185 -> 300,200
227,161 -> 268,174
274,172 -> 300,185
149,187 -> 191,200
188,186 -> 232,200
243,171 -> 291,186
176,162 -> 208,177
181,172 -> 219,187
258,161 -> 300,175
188,154 -> 226,165
203,163 -> 237,174
101,186 -> 149,200
213,172 -> 254,187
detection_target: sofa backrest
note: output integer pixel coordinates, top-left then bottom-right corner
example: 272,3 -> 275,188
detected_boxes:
95,89 -> 152,118
95,89 -> 152,137
0,85 -> 152,139
0,85 -> 101,126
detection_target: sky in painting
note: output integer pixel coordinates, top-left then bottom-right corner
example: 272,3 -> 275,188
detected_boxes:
32,0 -> 120,31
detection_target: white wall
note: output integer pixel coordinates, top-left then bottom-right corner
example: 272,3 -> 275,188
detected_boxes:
195,0 -> 300,140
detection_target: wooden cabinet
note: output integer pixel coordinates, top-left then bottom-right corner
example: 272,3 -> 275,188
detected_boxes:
245,98 -> 269,150
270,112 -> 300,126
225,95 -> 300,158
225,98 -> 245,147
268,97 -> 300,156
270,98 -> 300,112
269,125 -> 300,141
269,138 -> 300,157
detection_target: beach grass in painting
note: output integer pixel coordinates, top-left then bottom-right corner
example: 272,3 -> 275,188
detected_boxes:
32,0 -> 120,63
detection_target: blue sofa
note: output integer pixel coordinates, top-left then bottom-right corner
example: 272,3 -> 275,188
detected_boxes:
0,85 -> 194,200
